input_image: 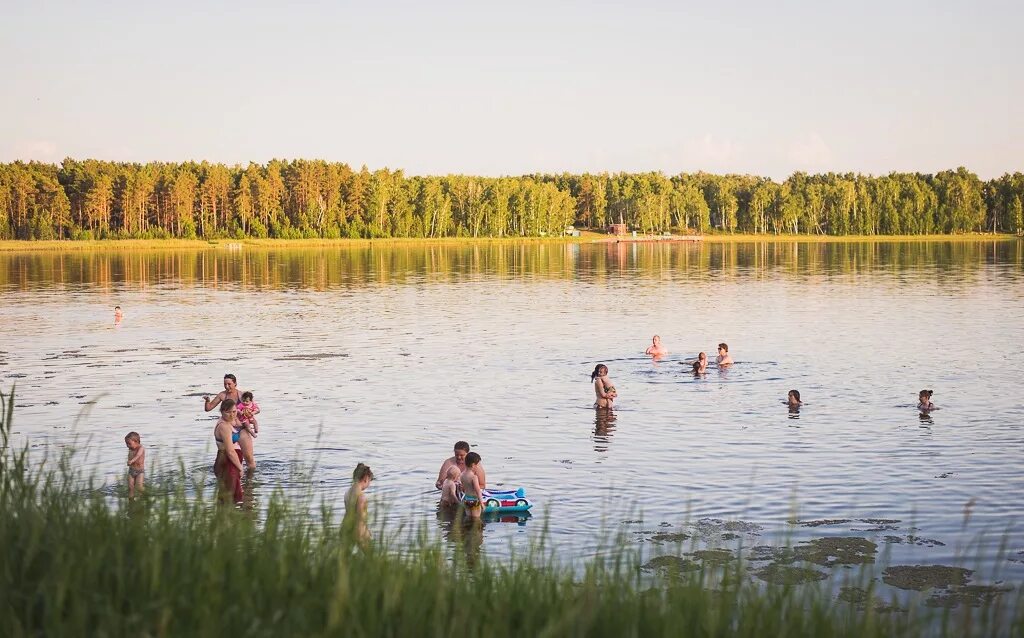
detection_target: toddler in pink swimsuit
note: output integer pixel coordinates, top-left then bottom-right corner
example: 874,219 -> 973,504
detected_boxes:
237,391 -> 261,438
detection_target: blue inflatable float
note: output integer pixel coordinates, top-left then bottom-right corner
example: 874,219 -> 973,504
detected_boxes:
476,488 -> 533,513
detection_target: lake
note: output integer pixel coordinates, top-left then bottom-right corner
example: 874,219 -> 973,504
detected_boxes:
1,240 -> 1022,598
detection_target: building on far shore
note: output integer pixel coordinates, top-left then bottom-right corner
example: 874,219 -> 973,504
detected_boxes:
608,223 -> 628,236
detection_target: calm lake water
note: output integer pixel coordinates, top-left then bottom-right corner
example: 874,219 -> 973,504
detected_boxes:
2,240 -> 1023,597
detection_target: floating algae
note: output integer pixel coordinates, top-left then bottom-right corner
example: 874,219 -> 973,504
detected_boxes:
748,546 -> 797,564
688,549 -> 735,565
690,518 -> 762,540
925,584 -> 1014,608
755,564 -> 828,586
882,565 -> 973,591
837,587 -> 905,613
793,518 -> 852,528
647,532 -> 691,544
641,555 -> 700,575
793,537 -> 877,567
883,535 -> 945,547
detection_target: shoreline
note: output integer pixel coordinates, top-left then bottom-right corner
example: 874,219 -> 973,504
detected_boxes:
0,232 -> 1017,253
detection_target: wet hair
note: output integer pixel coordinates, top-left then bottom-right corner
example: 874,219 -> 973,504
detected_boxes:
454,441 -> 470,452
718,343 -> 728,352
591,364 -> 608,382
698,351 -> 707,360
224,373 -> 237,383
241,391 -> 254,402
220,399 -> 236,413
114,305 -> 121,310
465,452 -> 481,467
124,431 -> 140,443
788,389 -> 801,402
919,389 -> 933,399
353,463 -> 374,481
691,360 -> 701,373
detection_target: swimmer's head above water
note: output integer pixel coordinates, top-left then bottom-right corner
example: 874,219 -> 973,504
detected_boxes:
223,374 -> 237,391
352,462 -> 374,484
219,399 -> 237,419
788,389 -> 802,406
464,452 -> 481,468
591,364 -> 608,381
453,441 -> 470,466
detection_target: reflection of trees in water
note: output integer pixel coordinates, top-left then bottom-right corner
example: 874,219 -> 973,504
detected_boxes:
593,407 -> 617,453
2,240 -> 1017,290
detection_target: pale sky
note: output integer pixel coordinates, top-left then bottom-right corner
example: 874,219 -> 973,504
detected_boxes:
2,0 -> 1021,179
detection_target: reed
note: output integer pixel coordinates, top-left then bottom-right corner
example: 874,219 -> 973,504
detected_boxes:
0,389 -> 1018,637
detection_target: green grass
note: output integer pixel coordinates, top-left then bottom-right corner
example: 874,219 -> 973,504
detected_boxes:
0,389 -> 1019,637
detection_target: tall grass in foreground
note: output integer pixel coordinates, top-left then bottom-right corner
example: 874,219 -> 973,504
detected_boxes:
0,390 -> 1019,637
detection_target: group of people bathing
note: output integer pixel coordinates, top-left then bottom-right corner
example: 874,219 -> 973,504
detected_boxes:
593,336 -> 938,415
591,338 -> 737,409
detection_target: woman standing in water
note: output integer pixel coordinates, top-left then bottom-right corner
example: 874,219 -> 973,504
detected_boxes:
204,373 -> 256,469
592,364 -> 617,409
213,400 -> 244,505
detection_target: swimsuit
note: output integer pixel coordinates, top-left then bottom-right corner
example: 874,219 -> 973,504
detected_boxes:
213,449 -> 243,504
128,467 -> 144,478
462,494 -> 482,510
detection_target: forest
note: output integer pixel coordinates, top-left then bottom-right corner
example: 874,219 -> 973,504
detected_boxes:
1,159 -> 1022,240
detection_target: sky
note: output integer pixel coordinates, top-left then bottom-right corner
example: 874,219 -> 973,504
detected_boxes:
1,0 -> 1022,179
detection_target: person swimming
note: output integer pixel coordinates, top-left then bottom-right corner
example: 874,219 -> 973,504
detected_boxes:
918,389 -> 936,412
716,343 -> 733,367
691,352 -> 708,374
645,335 -> 667,357
592,364 -> 616,409
787,389 -> 802,408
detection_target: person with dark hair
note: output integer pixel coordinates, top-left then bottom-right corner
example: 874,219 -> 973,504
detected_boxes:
592,364 -> 616,408
460,453 -> 484,519
918,389 -> 936,412
691,352 -> 708,375
204,374 -> 256,469
344,463 -> 374,544
787,389 -> 802,408
113,305 -> 123,325
716,343 -> 733,367
435,440 -> 486,489
213,399 -> 244,505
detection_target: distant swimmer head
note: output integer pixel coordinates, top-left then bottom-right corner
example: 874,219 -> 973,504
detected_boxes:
591,364 -> 608,381
465,452 -> 481,468
352,463 -> 374,483
223,374 -> 237,390
652,335 -> 661,344
718,343 -> 729,353
699,352 -> 707,361
124,431 -> 140,448
454,440 -> 470,464
788,389 -> 802,405
919,389 -> 933,400
691,360 -> 702,373
446,466 -> 461,481
241,391 -> 254,402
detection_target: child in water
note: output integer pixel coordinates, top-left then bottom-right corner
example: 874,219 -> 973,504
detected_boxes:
918,389 -> 936,412
460,452 -> 484,519
645,335 -> 668,357
592,364 -> 617,408
236,391 -> 260,439
691,352 -> 708,374
440,465 -> 463,507
344,463 -> 374,545
114,305 -> 123,325
124,432 -> 145,498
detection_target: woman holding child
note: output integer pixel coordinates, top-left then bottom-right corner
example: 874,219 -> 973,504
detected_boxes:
213,400 -> 244,504
204,373 -> 257,469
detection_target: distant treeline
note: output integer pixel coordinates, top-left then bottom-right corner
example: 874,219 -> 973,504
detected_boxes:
1,159 -> 1022,240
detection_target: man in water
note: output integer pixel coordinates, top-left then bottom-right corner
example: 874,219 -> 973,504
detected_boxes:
716,343 -> 734,367
435,440 -> 486,490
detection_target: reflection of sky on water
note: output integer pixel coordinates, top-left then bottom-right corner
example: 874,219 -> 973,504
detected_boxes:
1,240 -> 1023,601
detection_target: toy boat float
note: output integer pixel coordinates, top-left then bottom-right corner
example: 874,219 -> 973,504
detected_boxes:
474,488 -> 533,513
